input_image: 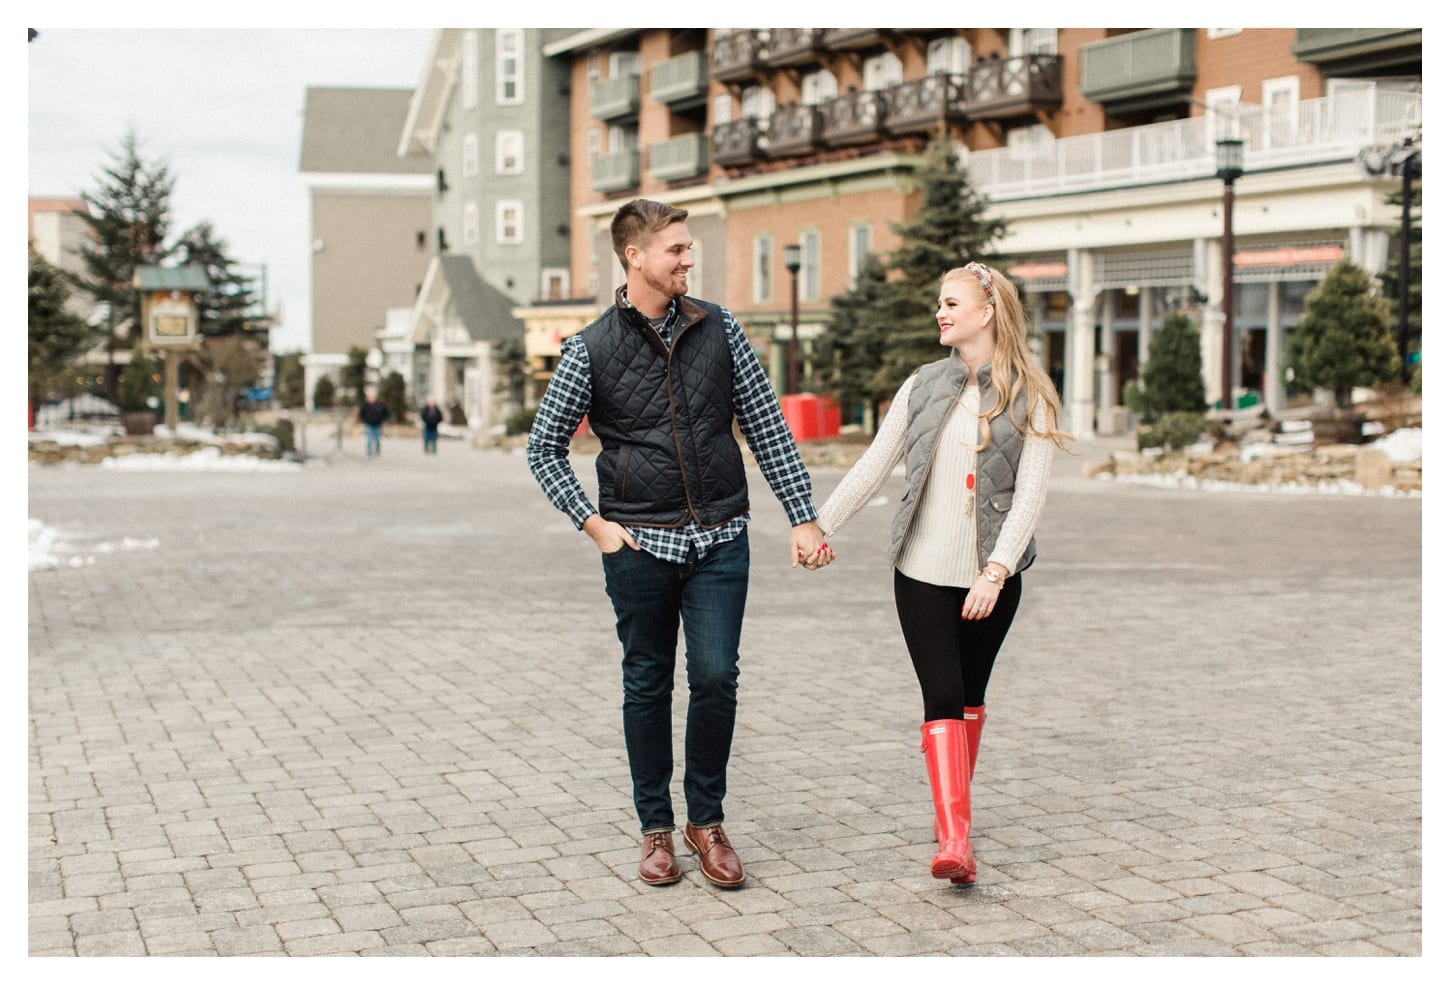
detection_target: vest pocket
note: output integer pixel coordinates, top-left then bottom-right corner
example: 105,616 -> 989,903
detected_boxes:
988,493 -> 1014,512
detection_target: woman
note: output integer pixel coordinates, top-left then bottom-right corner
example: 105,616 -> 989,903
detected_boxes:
817,262 -> 1071,883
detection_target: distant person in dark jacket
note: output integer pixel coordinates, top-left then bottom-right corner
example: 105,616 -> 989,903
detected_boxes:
420,396 -> 444,454
358,388 -> 389,459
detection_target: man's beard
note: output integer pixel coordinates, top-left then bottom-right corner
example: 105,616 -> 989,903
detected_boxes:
644,266 -> 688,299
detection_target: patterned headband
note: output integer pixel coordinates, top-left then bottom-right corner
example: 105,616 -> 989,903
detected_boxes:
963,261 -> 995,304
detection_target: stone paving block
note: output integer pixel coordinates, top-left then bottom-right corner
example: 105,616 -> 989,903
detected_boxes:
210,924 -> 285,955
74,930 -> 147,956
284,930 -> 388,956
28,443 -> 1421,957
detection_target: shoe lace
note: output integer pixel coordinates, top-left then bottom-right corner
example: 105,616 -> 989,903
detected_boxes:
648,832 -> 671,854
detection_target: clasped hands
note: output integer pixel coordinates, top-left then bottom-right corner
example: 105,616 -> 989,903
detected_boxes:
791,521 -> 836,572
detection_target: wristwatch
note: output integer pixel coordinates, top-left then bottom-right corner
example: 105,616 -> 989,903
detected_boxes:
979,566 -> 1004,586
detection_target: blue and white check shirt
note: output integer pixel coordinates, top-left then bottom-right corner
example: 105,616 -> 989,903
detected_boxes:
526,294 -> 818,563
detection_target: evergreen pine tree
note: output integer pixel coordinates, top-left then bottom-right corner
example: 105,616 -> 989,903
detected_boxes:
340,347 -> 369,404
313,376 -> 336,410
174,221 -> 259,337
380,370 -> 410,425
1139,311 -> 1207,420
1285,259 -> 1399,408
29,248 -> 96,410
68,130 -> 175,395
824,132 -> 1007,426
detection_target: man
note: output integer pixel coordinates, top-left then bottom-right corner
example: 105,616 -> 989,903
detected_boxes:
419,395 -> 443,454
527,199 -> 833,889
359,387 -> 388,459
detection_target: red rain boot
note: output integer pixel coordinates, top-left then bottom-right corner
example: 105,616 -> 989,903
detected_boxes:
920,719 -> 973,881
949,706 -> 986,884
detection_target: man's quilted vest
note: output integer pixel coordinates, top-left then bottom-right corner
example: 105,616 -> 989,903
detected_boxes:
580,293 -> 749,529
887,355 -> 1037,574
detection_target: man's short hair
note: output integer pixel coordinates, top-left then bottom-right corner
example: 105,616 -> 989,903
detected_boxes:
611,198 -> 689,272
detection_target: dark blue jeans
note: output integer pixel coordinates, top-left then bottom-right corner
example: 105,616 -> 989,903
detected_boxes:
601,531 -> 749,833
365,424 -> 382,458
422,427 -> 438,453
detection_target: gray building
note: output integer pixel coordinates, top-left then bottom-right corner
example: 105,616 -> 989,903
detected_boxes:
396,28 -> 574,429
299,86 -> 434,407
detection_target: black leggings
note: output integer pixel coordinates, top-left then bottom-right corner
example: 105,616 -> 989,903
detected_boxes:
893,567 -> 1023,721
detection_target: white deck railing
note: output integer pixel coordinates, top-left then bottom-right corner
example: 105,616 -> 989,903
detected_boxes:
967,85 -> 1422,200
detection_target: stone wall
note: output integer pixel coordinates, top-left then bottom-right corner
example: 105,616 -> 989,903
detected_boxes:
1088,442 -> 1421,494
28,434 -> 282,466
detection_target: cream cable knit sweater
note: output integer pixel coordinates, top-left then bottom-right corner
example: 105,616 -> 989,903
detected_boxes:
818,375 -> 1054,589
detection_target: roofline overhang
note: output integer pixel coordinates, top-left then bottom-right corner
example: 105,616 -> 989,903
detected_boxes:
542,28 -> 639,57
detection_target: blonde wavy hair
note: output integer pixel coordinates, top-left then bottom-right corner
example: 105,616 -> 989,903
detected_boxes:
945,262 -> 1073,450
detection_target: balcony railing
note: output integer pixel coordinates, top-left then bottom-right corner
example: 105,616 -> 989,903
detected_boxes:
764,103 -> 823,158
711,30 -> 767,83
711,117 -> 766,167
965,54 -> 1063,118
589,74 -> 640,122
966,85 -> 1422,201
822,28 -> 894,51
650,50 -> 709,108
820,89 -> 888,146
590,148 -> 640,194
1079,28 -> 1197,110
649,132 -> 709,182
764,28 -> 825,68
883,74 -> 967,135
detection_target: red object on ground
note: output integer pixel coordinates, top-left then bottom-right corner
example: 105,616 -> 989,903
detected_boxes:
780,394 -> 841,442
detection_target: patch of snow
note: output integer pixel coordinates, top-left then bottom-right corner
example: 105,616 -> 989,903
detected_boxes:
98,447 -> 301,472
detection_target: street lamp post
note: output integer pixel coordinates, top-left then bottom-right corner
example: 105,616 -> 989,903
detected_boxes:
783,244 -> 801,395
1215,137 -> 1245,417
1393,144 -> 1420,383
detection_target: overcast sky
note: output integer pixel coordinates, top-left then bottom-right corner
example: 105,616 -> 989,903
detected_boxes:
28,27 -> 438,353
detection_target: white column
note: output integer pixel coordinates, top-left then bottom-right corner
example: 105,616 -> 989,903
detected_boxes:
1066,250 -> 1100,437
1265,280 -> 1285,414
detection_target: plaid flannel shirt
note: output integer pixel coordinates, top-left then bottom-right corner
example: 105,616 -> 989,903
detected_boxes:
526,296 -> 817,563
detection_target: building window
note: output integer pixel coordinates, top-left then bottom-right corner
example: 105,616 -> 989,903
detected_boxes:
1205,85 -> 1243,140
799,230 -> 820,301
1262,76 -> 1300,148
606,124 -> 637,153
497,201 -> 523,244
712,92 -> 733,123
1006,124 -> 1054,162
462,134 -> 479,179
1010,27 -> 1058,56
927,36 -> 969,75
541,268 -> 569,301
753,233 -> 773,304
461,30 -> 479,110
463,203 -> 479,247
863,51 -> 903,92
496,130 -> 524,174
801,69 -> 837,106
741,85 -> 775,120
497,29 -> 523,104
586,127 -> 602,161
608,50 -> 640,79
848,223 -> 872,288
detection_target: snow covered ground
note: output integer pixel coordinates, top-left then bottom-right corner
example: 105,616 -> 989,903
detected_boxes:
28,518 -> 160,572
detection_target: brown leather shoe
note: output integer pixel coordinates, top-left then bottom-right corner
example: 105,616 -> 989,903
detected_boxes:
683,823 -> 745,888
639,830 -> 681,886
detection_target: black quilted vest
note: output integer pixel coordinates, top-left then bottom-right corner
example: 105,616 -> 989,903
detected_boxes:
580,291 -> 749,529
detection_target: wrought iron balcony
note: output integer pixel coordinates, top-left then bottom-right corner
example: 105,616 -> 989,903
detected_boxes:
965,54 -> 1064,118
648,133 -> 709,182
820,89 -> 888,147
1079,28 -> 1197,113
589,74 -> 641,122
650,50 -> 709,108
822,28 -> 894,51
883,74 -> 967,135
764,28 -> 825,68
763,103 -> 823,158
711,117 -> 766,167
590,148 -> 639,194
711,30 -> 767,84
